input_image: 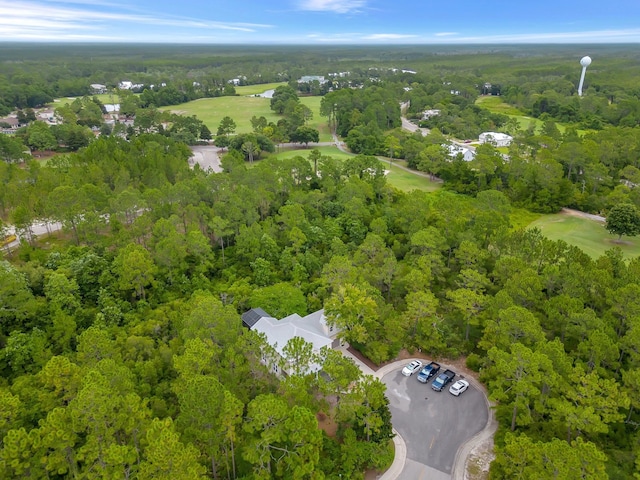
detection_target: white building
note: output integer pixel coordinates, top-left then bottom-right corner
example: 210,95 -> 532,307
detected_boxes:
298,75 -> 327,84
421,109 -> 441,120
479,132 -> 513,147
446,144 -> 475,162
118,81 -> 144,91
90,83 -> 107,94
242,308 -> 340,376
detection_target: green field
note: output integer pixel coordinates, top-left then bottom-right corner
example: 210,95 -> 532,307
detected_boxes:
163,94 -> 331,141
54,93 -> 122,105
528,213 -> 640,259
475,96 -> 542,132
475,96 -> 523,115
235,82 -> 286,96
266,147 -> 441,193
163,97 -> 280,134
269,146 -> 353,161
475,96 -> 592,135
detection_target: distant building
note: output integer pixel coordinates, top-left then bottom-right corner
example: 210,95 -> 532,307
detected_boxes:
298,75 -> 327,84
446,144 -> 475,162
328,71 -> 350,78
421,109 -> 441,120
90,83 -> 107,94
118,81 -> 144,91
401,69 -> 417,74
479,132 -> 513,147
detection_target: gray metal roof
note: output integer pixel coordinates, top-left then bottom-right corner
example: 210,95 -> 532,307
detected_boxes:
241,307 -> 271,329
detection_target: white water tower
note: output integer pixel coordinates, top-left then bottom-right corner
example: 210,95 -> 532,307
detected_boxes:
578,56 -> 592,97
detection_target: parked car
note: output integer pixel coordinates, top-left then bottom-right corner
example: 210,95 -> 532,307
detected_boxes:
449,379 -> 470,396
401,360 -> 423,376
432,369 -> 456,391
417,362 -> 441,383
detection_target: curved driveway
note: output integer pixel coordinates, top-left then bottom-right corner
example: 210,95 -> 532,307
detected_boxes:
336,346 -> 492,480
382,368 -> 488,479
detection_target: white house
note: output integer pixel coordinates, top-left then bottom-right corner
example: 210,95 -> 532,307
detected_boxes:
118,81 -> 133,90
242,308 -> 340,376
421,109 -> 441,120
298,75 -> 327,84
446,144 -> 475,162
479,132 -> 513,147
90,83 -> 107,94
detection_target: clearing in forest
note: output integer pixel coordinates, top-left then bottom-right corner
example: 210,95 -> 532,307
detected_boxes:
528,211 -> 640,259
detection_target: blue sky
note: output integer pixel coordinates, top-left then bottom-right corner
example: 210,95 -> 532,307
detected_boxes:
2,0 -> 640,43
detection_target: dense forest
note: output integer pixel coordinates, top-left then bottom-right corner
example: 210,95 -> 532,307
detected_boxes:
1,44 -> 640,479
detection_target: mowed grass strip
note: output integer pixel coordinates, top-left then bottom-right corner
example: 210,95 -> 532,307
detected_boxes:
528,213 -> 640,259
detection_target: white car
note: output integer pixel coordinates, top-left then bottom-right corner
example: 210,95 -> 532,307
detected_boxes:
449,379 -> 470,396
401,360 -> 423,376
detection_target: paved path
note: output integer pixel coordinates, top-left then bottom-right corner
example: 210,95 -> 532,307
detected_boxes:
561,207 -> 605,223
189,145 -> 223,172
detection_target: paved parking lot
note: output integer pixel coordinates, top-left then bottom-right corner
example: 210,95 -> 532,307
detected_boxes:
382,368 -> 488,479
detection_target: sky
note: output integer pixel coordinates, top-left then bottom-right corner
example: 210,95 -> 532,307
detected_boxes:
2,0 -> 640,44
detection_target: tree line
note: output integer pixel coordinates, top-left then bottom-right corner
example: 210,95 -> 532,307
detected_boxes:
0,131 -> 639,476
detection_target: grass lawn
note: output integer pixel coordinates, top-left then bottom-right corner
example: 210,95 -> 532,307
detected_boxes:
269,145 -> 353,161
266,147 -> 441,193
475,96 -> 523,115
528,213 -> 640,259
510,208 -> 542,231
162,96 -> 280,134
300,96 -> 332,142
475,96 -> 591,136
385,163 -> 442,192
235,82 -> 286,96
54,93 -> 128,105
162,94 -> 331,140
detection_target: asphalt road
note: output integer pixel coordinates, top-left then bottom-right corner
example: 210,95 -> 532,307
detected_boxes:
383,369 -> 488,477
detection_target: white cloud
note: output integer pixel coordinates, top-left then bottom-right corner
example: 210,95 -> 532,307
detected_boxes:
434,32 -> 458,37
433,29 -> 640,43
362,33 -> 419,40
297,0 -> 366,14
0,0 -> 272,41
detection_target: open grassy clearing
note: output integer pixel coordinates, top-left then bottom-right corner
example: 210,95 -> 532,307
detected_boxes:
385,162 -> 442,192
475,96 -> 592,135
162,97 -> 280,134
475,96 -> 523,115
54,93 -> 128,105
269,145 -> 353,161
265,147 -> 441,193
162,94 -> 331,140
528,213 -> 640,259
299,96 -> 332,142
235,82 -> 286,96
